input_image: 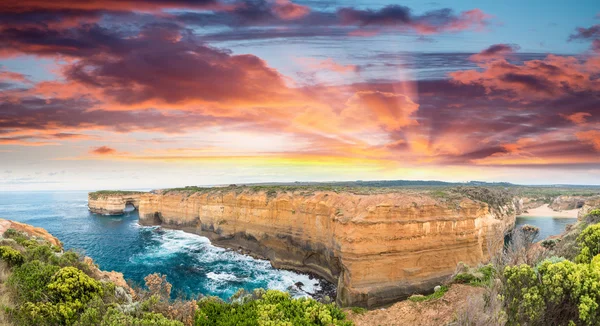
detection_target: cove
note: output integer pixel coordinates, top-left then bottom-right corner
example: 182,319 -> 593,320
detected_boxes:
0,190 -> 325,300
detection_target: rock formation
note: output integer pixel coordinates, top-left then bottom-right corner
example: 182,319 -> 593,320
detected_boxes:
548,195 -> 590,211
0,218 -> 62,248
89,187 -> 519,308
88,192 -> 143,215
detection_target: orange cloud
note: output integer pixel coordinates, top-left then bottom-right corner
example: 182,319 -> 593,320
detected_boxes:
271,0 -> 310,20
562,112 -> 592,125
306,58 -> 359,73
450,54 -> 600,100
343,91 -> 419,131
576,130 -> 600,151
90,146 -> 117,155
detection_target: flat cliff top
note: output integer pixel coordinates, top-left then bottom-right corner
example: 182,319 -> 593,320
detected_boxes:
88,190 -> 146,199
90,184 -> 519,210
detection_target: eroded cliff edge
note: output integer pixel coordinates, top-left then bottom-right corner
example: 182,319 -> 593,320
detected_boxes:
89,187 -> 519,308
88,191 -> 144,215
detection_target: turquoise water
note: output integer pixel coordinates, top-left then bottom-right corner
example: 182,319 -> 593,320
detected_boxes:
0,191 -> 322,299
515,216 -> 575,241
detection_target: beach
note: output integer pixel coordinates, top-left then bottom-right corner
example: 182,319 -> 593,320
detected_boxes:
520,204 -> 579,218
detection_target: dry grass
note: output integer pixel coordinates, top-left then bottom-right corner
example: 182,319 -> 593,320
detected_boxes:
0,262 -> 14,326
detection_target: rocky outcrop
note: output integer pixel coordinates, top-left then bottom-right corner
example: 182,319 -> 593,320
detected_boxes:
88,192 -> 142,215
578,197 -> 600,220
89,188 -> 517,308
521,197 -> 546,210
0,218 -> 62,248
549,196 -> 591,211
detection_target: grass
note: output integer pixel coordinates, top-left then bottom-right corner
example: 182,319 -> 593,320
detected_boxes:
349,307 -> 367,314
0,262 -> 13,326
88,190 -> 146,200
408,285 -> 449,302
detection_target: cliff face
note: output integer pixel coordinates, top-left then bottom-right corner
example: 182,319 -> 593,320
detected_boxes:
548,196 -> 589,211
88,193 -> 142,215
111,188 -> 517,308
578,197 -> 600,219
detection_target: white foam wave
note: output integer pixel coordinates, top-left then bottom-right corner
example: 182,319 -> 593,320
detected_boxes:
207,272 -> 239,282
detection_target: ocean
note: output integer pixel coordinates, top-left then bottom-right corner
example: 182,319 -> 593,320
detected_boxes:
0,190 -> 321,300
515,215 -> 575,241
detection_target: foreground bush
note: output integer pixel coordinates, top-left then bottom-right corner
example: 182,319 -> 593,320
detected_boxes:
503,255 -> 600,326
576,224 -> 600,263
195,290 -> 351,326
501,222 -> 600,326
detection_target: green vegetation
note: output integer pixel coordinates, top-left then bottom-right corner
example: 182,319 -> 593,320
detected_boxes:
408,286 -> 449,302
0,228 -> 352,326
195,290 -> 351,326
88,190 -> 146,200
349,307 -> 367,315
452,264 -> 495,287
575,224 -> 600,263
499,211 -> 600,326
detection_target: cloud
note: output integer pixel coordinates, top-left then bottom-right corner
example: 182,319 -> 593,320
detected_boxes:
342,91 -> 419,131
177,3 -> 491,39
271,0 -> 310,20
304,58 -> 358,73
450,52 -> 600,101
562,112 -> 592,125
337,6 -> 490,34
90,146 -> 117,155
4,22 -> 300,109
469,43 -> 520,61
576,130 -> 600,151
568,22 -> 600,52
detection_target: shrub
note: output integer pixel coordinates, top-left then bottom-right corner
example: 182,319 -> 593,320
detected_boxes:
408,286 -> 449,302
541,239 -> 557,250
503,255 -> 600,326
575,224 -> 600,263
8,260 -> 60,302
453,273 -> 477,284
0,246 -> 24,266
47,266 -> 104,304
100,308 -> 184,326
194,290 -> 351,326
350,307 -> 367,314
3,229 -> 29,245
452,264 -> 495,286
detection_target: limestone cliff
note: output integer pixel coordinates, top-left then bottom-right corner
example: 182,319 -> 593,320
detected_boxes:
548,195 -> 590,211
88,191 -> 143,215
91,187 -> 518,308
578,197 -> 600,219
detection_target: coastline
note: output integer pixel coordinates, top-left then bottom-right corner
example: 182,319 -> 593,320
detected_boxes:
520,204 -> 578,218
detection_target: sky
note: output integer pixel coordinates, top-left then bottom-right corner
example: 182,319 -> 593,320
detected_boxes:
1,0 -> 600,191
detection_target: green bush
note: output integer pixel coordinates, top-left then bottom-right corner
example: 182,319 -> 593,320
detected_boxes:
350,307 -> 367,314
452,264 -> 495,286
48,267 -> 104,304
576,224 -> 600,263
100,308 -> 184,326
195,290 -> 351,326
8,260 -> 60,302
503,255 -> 600,326
408,286 -> 449,302
0,245 -> 24,266
541,239 -> 557,250
3,229 -> 29,245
